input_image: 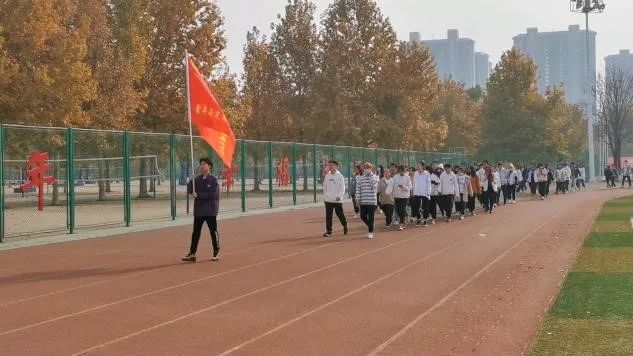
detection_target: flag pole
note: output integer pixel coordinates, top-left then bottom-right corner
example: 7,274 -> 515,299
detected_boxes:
185,50 -> 196,193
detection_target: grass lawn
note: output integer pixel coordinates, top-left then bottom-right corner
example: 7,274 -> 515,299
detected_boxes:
531,196 -> 633,356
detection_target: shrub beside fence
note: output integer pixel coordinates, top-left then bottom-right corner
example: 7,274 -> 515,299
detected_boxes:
0,124 -> 470,241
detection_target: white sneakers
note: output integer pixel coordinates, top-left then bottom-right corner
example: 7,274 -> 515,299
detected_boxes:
366,232 -> 374,239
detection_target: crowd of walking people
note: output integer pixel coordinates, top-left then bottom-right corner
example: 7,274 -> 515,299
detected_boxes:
323,159 -> 591,240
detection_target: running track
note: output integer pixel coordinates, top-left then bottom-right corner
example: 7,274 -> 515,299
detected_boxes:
0,188 -> 626,355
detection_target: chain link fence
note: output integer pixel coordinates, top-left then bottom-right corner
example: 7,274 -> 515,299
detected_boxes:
0,124 -> 470,241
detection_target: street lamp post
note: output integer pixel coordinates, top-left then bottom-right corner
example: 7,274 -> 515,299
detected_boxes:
570,0 -> 605,183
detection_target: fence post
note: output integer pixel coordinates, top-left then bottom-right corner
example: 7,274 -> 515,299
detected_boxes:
240,140 -> 246,213
374,148 -> 378,169
123,131 -> 131,227
292,143 -> 297,205
0,124 -> 4,242
361,147 -> 365,163
346,146 -> 351,196
268,141 -> 273,208
169,134 -> 176,220
312,144 -> 317,203
65,128 -> 76,234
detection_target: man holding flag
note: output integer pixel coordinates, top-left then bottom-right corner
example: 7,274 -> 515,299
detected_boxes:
181,53 -> 236,262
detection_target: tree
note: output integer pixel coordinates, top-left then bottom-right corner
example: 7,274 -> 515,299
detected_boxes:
376,41 -> 445,151
430,80 -> 482,153
133,0 -> 226,197
0,24 -> 17,119
480,49 -> 544,161
596,67 -> 633,169
241,27 -> 289,191
270,0 -> 319,191
270,0 -> 319,143
542,87 -> 587,161
311,0 -> 398,147
0,0 -> 97,127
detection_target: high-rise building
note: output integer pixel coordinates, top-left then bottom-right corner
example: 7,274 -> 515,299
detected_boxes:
605,49 -> 633,75
410,29 -> 490,89
474,52 -> 491,88
512,25 -> 596,107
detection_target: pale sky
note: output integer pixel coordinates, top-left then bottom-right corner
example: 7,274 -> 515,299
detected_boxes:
215,0 -> 632,76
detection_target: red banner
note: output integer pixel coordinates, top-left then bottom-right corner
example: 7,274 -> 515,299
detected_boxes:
187,57 -> 236,168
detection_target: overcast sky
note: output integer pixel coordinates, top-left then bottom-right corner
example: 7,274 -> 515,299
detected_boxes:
216,0 -> 632,75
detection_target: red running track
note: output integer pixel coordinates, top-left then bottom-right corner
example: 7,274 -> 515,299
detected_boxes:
0,188 -> 625,355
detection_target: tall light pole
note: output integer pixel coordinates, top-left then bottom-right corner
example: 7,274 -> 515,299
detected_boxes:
570,0 -> 605,182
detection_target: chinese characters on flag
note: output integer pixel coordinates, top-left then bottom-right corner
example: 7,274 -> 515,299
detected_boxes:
20,151 -> 56,211
187,56 -> 236,168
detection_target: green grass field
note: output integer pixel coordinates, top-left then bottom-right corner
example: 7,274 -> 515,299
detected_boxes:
531,196 -> 633,356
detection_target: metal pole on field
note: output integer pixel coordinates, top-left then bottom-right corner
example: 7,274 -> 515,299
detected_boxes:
268,141 -> 273,208
0,124 -> 4,242
169,134 -> 177,220
66,128 -> 76,234
346,147 -> 351,195
292,143 -> 297,205
374,149 -> 378,170
240,140 -> 246,213
123,131 -> 131,227
570,0 -> 605,181
312,144 -> 317,203
184,50 -> 197,193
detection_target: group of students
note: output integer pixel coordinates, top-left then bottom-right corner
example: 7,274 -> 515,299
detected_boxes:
178,156 -> 591,262
604,161 -> 632,188
324,159 -> 583,240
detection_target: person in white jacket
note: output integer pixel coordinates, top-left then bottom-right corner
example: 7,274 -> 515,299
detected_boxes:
412,161 -> 432,226
439,164 -> 460,222
391,165 -> 412,230
429,165 -> 441,224
322,160 -> 348,238
480,164 -> 496,213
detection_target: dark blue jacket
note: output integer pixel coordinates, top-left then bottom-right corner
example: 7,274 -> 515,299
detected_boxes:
187,174 -> 219,217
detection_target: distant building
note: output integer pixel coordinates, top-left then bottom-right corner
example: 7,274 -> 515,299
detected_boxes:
512,25 -> 596,107
474,52 -> 491,89
605,49 -> 633,75
409,29 -> 490,89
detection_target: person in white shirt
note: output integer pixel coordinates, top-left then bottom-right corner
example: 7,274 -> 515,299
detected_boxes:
355,162 -> 378,239
412,161 -> 432,226
439,164 -> 460,222
493,166 -> 502,207
429,164 -> 441,224
377,170 -> 395,228
391,165 -> 412,230
507,164 -> 518,204
322,160 -> 348,238
577,164 -> 586,189
562,163 -> 572,193
480,163 -> 496,213
536,163 -> 549,200
622,160 -> 632,188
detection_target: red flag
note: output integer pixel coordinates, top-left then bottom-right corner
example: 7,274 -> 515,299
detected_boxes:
187,57 -> 236,168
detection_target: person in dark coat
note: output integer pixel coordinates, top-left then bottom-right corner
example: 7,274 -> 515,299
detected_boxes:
182,157 -> 221,262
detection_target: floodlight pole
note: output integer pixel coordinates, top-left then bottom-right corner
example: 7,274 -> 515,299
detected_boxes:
571,0 -> 604,182
585,9 -> 596,182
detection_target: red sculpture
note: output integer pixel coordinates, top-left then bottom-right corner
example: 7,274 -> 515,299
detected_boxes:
20,151 -> 56,211
221,166 -> 238,195
277,157 -> 290,187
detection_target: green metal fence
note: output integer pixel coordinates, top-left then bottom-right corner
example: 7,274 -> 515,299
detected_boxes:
0,124 -> 470,241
